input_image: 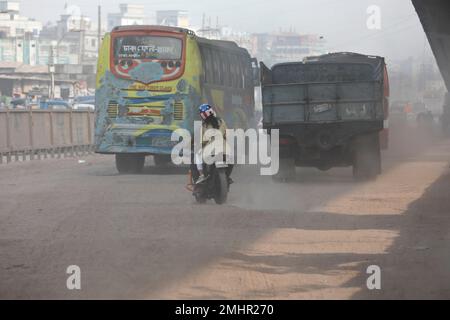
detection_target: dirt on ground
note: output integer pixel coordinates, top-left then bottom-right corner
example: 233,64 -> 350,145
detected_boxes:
0,123 -> 449,299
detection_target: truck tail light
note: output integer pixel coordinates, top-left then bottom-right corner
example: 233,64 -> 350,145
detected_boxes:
280,138 -> 295,145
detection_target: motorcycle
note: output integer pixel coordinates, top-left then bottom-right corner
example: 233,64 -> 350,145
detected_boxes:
190,159 -> 230,205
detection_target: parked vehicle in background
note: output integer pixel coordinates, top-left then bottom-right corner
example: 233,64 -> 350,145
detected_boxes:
73,96 -> 95,110
10,98 -> 29,109
39,100 -> 72,110
261,52 -> 390,181
10,98 -> 72,110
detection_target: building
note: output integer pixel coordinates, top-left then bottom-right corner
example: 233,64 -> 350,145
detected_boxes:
0,1 -> 42,64
39,5 -> 100,65
250,32 -> 327,66
0,3 -> 100,66
389,56 -> 446,113
0,61 -> 78,99
0,4 -> 99,98
0,35 -> 38,65
0,0 -> 18,12
156,10 -> 189,28
194,24 -> 326,67
108,4 -> 146,31
0,1 -> 42,37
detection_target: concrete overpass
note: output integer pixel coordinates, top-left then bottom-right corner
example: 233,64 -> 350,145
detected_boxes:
413,0 -> 450,91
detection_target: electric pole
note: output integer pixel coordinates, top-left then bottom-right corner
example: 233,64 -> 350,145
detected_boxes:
201,13 -> 205,37
79,18 -> 85,65
98,5 -> 102,53
49,42 -> 56,99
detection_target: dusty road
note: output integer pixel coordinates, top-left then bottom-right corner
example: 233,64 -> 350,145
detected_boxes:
1,127 -> 450,299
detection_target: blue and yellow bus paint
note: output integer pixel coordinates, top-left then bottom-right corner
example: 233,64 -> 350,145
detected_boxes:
95,27 -> 254,157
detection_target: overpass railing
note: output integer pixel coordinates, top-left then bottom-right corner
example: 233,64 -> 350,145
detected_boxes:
0,109 -> 95,164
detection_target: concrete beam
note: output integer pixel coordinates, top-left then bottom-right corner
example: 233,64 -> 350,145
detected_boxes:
412,0 -> 450,91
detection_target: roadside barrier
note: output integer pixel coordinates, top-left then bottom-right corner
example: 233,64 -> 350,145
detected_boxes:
0,109 -> 95,164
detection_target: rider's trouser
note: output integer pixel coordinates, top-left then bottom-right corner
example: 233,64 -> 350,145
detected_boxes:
190,151 -> 233,182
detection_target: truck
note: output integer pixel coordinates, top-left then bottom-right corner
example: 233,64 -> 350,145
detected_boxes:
261,52 -> 390,181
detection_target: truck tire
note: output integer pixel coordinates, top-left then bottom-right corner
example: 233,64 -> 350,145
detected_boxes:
273,157 -> 296,182
116,154 -> 145,174
352,133 -> 381,181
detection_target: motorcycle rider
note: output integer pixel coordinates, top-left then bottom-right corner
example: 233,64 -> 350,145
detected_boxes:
192,104 -> 233,185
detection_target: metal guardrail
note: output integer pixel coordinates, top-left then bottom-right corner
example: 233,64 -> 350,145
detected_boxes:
0,109 -> 95,164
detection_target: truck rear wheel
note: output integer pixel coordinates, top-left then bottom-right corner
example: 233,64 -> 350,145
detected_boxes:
273,157 -> 296,182
352,133 -> 381,181
115,154 -> 145,174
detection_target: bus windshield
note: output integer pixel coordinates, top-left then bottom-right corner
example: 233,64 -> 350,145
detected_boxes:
114,36 -> 182,60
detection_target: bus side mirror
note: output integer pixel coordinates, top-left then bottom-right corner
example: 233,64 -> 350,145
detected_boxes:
251,58 -> 260,87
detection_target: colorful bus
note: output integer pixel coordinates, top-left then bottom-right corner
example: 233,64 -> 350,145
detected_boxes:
95,25 -> 256,173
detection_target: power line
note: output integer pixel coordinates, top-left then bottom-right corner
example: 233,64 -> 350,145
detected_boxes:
329,14 -> 418,50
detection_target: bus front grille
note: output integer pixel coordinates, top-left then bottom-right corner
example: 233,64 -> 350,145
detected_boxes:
173,102 -> 184,121
107,102 -> 118,118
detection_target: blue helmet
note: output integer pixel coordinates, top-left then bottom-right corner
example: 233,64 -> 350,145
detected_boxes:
199,104 -> 216,120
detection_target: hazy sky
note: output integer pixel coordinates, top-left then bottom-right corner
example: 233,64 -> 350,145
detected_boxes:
19,0 -> 431,62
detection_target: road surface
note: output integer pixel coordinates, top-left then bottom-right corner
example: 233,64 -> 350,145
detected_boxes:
1,126 -> 450,299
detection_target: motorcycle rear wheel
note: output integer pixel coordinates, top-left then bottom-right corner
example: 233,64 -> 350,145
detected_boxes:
194,193 -> 207,204
214,170 -> 229,205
